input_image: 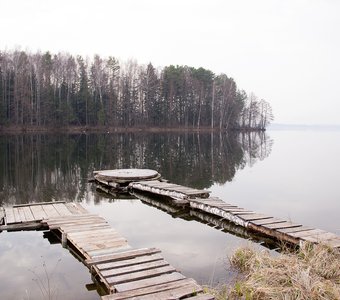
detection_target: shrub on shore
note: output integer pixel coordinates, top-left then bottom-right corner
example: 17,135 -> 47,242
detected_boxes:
209,243 -> 340,299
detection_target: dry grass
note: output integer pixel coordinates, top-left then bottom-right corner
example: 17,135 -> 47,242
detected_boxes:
209,243 -> 340,300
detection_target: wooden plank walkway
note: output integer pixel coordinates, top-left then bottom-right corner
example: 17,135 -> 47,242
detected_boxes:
189,198 -> 340,249
129,180 -> 210,200
94,168 -> 340,249
0,202 -> 214,300
126,178 -> 340,249
1,201 -> 87,231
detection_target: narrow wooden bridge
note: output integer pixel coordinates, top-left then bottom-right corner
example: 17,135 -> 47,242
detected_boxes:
0,202 -> 214,300
94,169 -> 340,249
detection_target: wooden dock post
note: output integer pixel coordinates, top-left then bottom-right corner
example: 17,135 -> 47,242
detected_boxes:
61,232 -> 67,248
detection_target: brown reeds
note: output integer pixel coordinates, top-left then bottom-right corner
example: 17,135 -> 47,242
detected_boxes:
209,243 -> 340,300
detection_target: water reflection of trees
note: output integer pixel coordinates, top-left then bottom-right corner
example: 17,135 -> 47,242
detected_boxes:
0,132 -> 272,205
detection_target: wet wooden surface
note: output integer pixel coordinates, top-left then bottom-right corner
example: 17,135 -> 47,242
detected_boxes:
129,180 -> 210,200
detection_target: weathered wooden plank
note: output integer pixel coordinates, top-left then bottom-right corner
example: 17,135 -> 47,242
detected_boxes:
71,233 -> 123,244
29,205 -> 48,220
190,198 -> 237,207
80,243 -> 129,255
42,204 -> 60,218
96,254 -> 164,271
44,213 -> 96,222
48,216 -> 107,226
264,222 -> 302,230
17,207 -> 27,222
86,248 -> 162,266
122,284 -> 203,300
277,226 -> 314,234
4,208 -> 16,224
114,272 -> 186,293
50,221 -> 109,231
101,260 -> 169,278
13,201 -> 66,208
0,222 -> 44,231
190,201 -> 249,227
13,207 -> 22,223
58,224 -> 112,234
68,232 -> 121,243
231,210 -> 257,215
106,265 -> 176,284
289,229 -> 327,238
101,278 -> 197,300
139,182 -> 178,189
74,202 -> 88,214
130,182 -> 209,199
238,214 -> 272,221
198,202 -> 237,208
52,203 -> 74,216
68,228 -> 118,238
54,214 -> 106,222
67,235 -> 126,247
47,217 -> 107,226
70,237 -> 125,250
22,206 -> 35,222
78,238 -> 128,252
220,207 -> 250,212
168,186 -> 208,193
87,245 -> 132,258
72,234 -> 124,244
64,202 -> 87,215
189,200 -> 236,209
302,232 -> 339,243
250,218 -> 286,226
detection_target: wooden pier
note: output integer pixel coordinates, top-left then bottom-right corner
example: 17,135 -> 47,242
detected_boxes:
0,201 -> 214,300
129,180 -> 210,200
94,169 -> 340,249
188,198 -> 340,248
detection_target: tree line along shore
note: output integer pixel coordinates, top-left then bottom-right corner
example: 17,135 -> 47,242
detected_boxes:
0,50 -> 273,131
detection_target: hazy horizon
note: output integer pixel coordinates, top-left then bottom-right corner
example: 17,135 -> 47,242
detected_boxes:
1,0 -> 339,125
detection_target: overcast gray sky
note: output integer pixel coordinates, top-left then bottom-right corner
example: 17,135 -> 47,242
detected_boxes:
1,0 -> 339,125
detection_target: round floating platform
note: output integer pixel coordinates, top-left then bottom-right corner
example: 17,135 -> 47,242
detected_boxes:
94,168 -> 161,183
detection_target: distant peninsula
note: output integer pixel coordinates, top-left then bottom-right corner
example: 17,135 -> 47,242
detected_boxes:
0,49 -> 273,132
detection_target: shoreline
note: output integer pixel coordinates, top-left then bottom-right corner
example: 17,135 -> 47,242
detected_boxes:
0,125 -> 266,135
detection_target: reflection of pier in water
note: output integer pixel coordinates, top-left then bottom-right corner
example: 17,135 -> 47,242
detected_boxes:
131,191 -> 278,249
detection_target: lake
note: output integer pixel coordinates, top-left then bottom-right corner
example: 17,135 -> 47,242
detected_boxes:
0,127 -> 339,299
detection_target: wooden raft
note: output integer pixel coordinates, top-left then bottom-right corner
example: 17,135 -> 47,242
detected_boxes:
0,202 -> 214,300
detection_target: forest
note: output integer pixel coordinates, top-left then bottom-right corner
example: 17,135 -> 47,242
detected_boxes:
0,50 -> 273,130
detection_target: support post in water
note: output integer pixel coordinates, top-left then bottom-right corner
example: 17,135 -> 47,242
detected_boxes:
62,232 -> 67,248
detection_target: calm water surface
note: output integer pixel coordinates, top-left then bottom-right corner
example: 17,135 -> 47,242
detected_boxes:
0,128 -> 339,299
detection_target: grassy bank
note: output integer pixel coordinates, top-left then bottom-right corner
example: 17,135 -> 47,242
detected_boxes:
209,243 -> 340,300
